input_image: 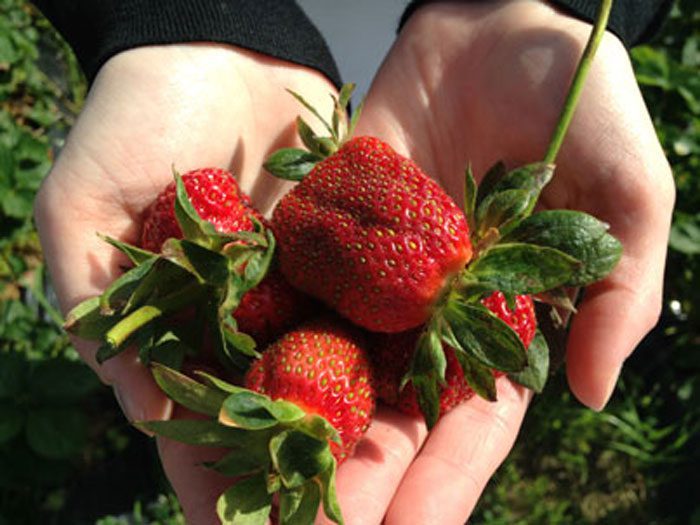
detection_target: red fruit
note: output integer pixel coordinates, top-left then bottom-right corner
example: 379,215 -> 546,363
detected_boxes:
245,317 -> 375,462
140,167 -> 313,346
141,167 -> 254,252
272,136 -> 472,333
234,269 -> 316,347
373,292 -> 536,418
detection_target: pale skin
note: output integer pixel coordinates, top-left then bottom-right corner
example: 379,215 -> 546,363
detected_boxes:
35,1 -> 674,524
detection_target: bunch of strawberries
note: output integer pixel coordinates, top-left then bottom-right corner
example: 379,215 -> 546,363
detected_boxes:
66,82 -> 621,524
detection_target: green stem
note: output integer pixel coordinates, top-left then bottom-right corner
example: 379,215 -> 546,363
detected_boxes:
543,0 -> 613,164
105,283 -> 206,348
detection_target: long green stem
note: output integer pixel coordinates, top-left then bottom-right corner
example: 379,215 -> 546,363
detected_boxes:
544,0 -> 613,164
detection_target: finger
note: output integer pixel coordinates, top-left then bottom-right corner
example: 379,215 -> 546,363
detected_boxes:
156,407 -> 235,525
565,240 -> 668,410
385,380 -> 531,524
317,406 -> 428,525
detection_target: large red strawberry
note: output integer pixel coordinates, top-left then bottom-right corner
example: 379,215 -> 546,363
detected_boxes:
373,292 -> 536,418
270,135 -> 472,334
139,167 -> 314,348
244,316 -> 375,462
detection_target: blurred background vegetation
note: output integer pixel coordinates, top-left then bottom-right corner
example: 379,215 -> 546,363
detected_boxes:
0,0 -> 698,523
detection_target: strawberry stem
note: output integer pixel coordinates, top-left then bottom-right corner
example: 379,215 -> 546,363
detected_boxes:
543,0 -> 613,164
105,282 -> 206,349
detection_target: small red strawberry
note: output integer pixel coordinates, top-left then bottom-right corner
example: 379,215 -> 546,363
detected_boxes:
373,292 -> 536,418
244,316 -> 375,462
139,167 -> 314,348
140,167 -> 254,252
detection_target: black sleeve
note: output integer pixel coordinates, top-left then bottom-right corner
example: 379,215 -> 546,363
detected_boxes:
32,0 -> 342,88
399,0 -> 674,48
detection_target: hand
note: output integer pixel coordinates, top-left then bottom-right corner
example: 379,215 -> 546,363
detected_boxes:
355,1 -> 675,522
34,43 -> 451,525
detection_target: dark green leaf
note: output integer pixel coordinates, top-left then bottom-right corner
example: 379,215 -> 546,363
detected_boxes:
492,162 -> 554,195
508,331 -> 550,393
412,374 -> 441,430
270,430 -> 333,489
286,89 -> 335,138
137,419 -> 250,447
263,148 -> 320,181
25,407 -> 87,459
318,461 -> 344,525
173,170 -> 218,244
503,210 -> 622,286
297,116 -> 322,156
475,188 -> 532,236
464,164 -> 477,232
64,297 -> 120,340
476,161 -> 506,207
100,257 -> 157,314
195,370 -> 247,395
207,448 -> 267,478
216,473 -> 273,525
450,344 -> 497,401
28,359 -> 100,403
152,363 -> 227,417
279,483 -> 321,525
100,234 -> 156,265
219,391 -> 280,430
0,403 -> 24,445
469,243 -> 580,294
296,414 -> 341,445
442,300 -> 527,372
2,189 -> 34,219
0,352 -> 27,398
148,331 -> 188,369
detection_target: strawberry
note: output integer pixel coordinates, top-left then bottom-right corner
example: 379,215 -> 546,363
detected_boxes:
141,167 -> 254,252
138,167 -> 313,348
244,316 -> 375,462
270,135 -> 472,333
373,292 -> 536,418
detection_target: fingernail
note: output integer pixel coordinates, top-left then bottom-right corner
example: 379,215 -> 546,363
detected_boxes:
592,365 -> 622,411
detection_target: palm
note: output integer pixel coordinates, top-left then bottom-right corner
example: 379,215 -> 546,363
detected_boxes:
352,2 -> 673,522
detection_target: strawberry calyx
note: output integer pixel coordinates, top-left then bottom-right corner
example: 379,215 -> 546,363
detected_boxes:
64,170 -> 276,372
138,363 -> 345,525
404,159 -> 623,427
264,83 -> 363,181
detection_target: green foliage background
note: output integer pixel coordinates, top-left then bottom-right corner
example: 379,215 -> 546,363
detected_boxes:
0,0 -> 698,523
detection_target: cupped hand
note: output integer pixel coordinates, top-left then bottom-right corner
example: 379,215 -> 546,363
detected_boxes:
33,44 -> 432,524
355,1 -> 675,522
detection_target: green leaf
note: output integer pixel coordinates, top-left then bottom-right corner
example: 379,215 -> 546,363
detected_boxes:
476,161 -> 506,207
469,243 -> 580,295
464,164 -> 478,233
151,363 -> 228,417
450,344 -> 497,401
216,473 -> 273,525
475,188 -> 532,236
219,391 -> 282,430
28,359 -> 100,403
508,331 -> 550,393
411,373 -> 442,430
279,483 -> 322,525
147,331 -> 188,369
270,430 -> 333,489
207,447 -> 267,478
442,300 -> 527,372
173,170 -> 218,244
0,352 -> 27,398
0,403 -> 24,445
100,257 -> 158,314
503,210 -> 622,286
296,117 -> 322,156
286,89 -> 335,138
669,212 -> 700,254
491,162 -> 554,196
263,148 -> 320,181
25,407 -> 87,459
63,297 -> 122,340
137,419 -> 250,447
296,414 -> 341,446
195,370 -> 247,395
2,188 -> 34,219
100,234 -> 156,265
318,461 -> 344,525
